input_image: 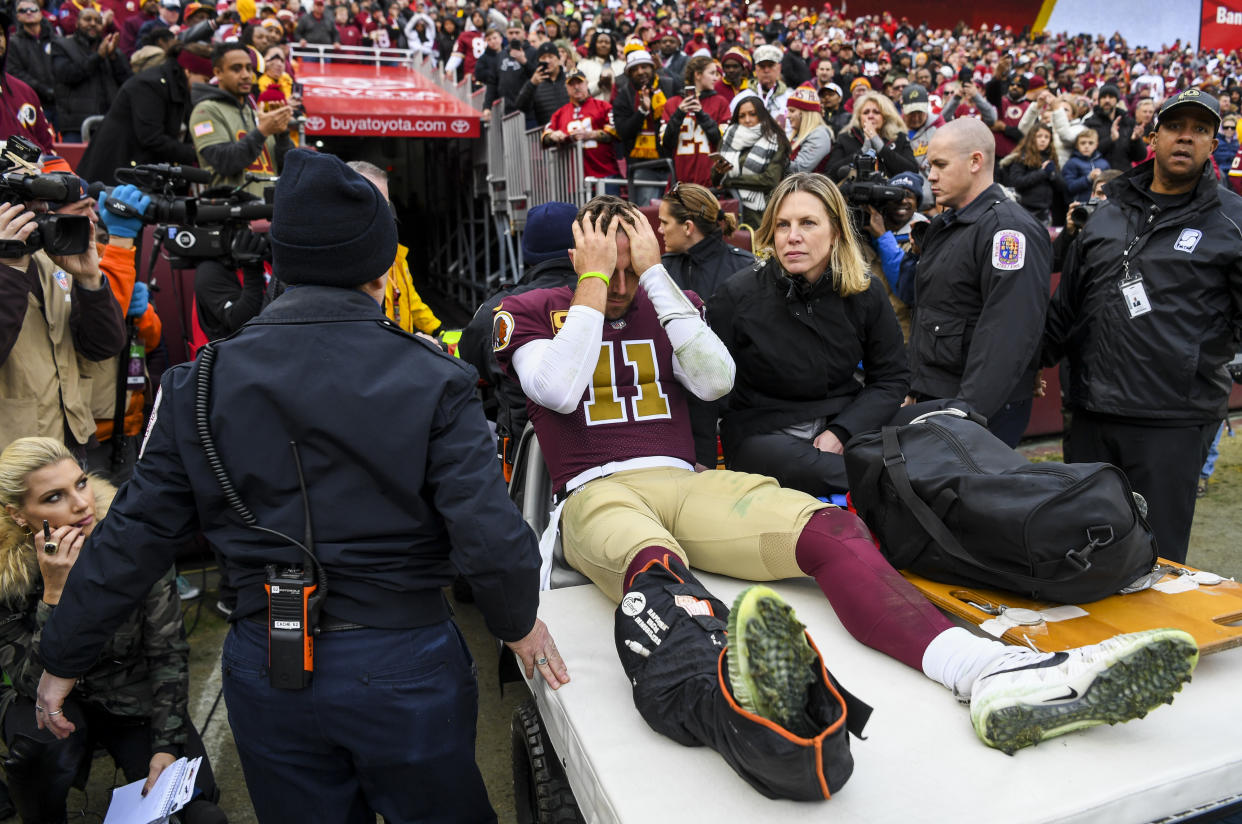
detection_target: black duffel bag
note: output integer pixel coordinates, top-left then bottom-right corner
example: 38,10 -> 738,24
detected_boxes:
844,404 -> 1158,604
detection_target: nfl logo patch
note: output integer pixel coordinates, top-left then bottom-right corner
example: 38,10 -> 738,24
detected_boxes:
53,269 -> 71,292
991,230 -> 1026,271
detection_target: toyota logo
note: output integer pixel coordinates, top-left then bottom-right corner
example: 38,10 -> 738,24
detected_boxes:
306,115 -> 326,132
451,119 -> 471,134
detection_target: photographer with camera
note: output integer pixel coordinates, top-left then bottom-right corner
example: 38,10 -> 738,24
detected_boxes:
862,171 -> 927,341
903,118 -> 1052,447
1052,168 -> 1121,271
516,42 -> 569,131
0,148 -> 126,454
487,21 -> 534,121
1042,89 -> 1242,565
189,41 -> 292,197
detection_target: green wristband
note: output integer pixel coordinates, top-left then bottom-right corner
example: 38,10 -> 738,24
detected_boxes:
578,271 -> 611,286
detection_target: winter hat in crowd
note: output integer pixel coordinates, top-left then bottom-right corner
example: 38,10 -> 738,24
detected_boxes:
721,45 -> 753,69
1098,83 -> 1121,99
888,171 -> 924,201
270,149 -> 398,287
625,49 -> 654,71
729,87 -> 761,116
901,83 -> 929,113
522,201 -> 578,264
787,83 -> 821,112
1027,75 -> 1047,90
753,44 -> 782,65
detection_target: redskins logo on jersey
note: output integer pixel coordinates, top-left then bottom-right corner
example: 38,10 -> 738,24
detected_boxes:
492,310 -> 514,351
17,104 -> 37,128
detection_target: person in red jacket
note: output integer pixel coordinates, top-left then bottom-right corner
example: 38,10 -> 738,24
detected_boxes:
543,70 -> 620,188
661,55 -> 729,188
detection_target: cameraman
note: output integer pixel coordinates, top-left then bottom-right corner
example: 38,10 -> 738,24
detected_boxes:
193,225 -> 276,342
489,21 -> 534,119
0,173 -> 125,453
862,171 -> 927,342
1052,168 -> 1121,272
189,41 -> 292,197
515,42 -> 568,130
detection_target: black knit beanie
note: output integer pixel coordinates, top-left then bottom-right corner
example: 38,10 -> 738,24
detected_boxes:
270,149 -> 398,287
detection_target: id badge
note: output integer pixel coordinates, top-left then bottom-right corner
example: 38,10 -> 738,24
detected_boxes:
1119,273 -> 1152,319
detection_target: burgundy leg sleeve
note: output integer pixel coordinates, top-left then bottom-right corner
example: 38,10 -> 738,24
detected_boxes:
794,508 -> 952,671
625,546 -> 679,592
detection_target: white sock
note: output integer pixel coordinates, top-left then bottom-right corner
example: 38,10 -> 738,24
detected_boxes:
921,627 -> 1014,698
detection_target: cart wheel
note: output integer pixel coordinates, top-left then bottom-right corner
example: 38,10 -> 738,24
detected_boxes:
511,697 -> 584,824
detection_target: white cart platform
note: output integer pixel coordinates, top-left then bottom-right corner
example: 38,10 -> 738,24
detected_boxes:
526,574 -> 1242,824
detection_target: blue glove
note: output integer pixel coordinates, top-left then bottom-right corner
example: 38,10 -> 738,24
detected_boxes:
127,281 -> 149,318
98,184 -> 150,239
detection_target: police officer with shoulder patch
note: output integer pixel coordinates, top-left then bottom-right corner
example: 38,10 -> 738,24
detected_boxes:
903,117 -> 1052,446
1042,88 -> 1242,565
32,149 -> 569,823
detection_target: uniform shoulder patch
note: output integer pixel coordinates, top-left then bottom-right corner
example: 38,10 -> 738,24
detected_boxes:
991,229 -> 1026,271
492,310 -> 515,351
193,121 -> 215,137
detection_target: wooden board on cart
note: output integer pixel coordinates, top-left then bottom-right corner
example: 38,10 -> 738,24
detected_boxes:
902,560 -> 1242,654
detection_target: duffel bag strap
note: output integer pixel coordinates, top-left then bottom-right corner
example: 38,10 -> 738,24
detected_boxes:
880,427 -> 1101,588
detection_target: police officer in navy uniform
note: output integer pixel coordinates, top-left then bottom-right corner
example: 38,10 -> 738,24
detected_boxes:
903,117 -> 1052,446
32,149 -> 569,823
1043,89 -> 1242,564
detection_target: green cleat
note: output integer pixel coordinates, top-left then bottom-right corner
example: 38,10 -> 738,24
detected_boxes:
726,585 -> 820,737
970,628 -> 1199,755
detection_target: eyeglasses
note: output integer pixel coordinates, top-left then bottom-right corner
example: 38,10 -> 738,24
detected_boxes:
17,7 -> 39,12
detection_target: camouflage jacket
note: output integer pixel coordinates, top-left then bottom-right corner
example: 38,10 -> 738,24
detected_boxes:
0,567 -> 190,755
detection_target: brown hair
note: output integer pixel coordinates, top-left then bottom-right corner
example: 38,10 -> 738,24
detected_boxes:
683,55 -> 714,86
575,194 -> 638,229
663,183 -> 738,235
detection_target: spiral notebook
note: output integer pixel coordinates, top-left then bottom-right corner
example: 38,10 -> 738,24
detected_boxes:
103,756 -> 201,824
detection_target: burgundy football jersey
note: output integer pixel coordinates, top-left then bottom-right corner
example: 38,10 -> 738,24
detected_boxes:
492,285 -> 700,492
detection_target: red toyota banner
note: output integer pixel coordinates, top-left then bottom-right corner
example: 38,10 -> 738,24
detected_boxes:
1201,0 -> 1242,51
298,63 -> 482,139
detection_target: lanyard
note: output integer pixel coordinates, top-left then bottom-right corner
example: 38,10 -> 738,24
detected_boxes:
1120,203 -> 1161,282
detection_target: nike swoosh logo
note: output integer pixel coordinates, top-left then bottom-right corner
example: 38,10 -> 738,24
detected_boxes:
985,651 -> 1069,678
1043,687 -> 1079,702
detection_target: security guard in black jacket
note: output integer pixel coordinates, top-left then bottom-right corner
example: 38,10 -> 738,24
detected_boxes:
1043,89 -> 1242,564
34,150 -> 569,824
905,118 -> 1052,446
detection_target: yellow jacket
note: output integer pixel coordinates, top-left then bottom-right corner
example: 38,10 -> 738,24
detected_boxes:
384,244 -> 441,335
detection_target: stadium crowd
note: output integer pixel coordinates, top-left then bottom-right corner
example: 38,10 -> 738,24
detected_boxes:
0,0 -> 1239,820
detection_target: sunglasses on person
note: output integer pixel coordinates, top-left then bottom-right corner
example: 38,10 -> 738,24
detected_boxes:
17,6 -> 40,12
666,182 -> 713,221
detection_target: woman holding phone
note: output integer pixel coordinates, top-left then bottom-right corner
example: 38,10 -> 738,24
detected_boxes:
0,438 -> 224,824
660,55 -> 730,187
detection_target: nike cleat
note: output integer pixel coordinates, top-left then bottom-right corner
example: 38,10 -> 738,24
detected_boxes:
970,628 -> 1199,754
726,585 -> 820,737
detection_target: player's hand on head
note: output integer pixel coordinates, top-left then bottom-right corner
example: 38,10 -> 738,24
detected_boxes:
620,204 -> 662,275
570,211 -> 619,279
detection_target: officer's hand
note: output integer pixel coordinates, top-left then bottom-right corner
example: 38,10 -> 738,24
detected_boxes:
231,228 -> 270,270
99,184 -> 150,239
570,211 -> 618,278
0,201 -> 38,269
143,752 -> 177,796
35,672 -> 77,739
257,104 -> 293,137
507,618 -> 570,689
902,394 -> 916,407
127,281 -> 150,318
620,204 -> 662,274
